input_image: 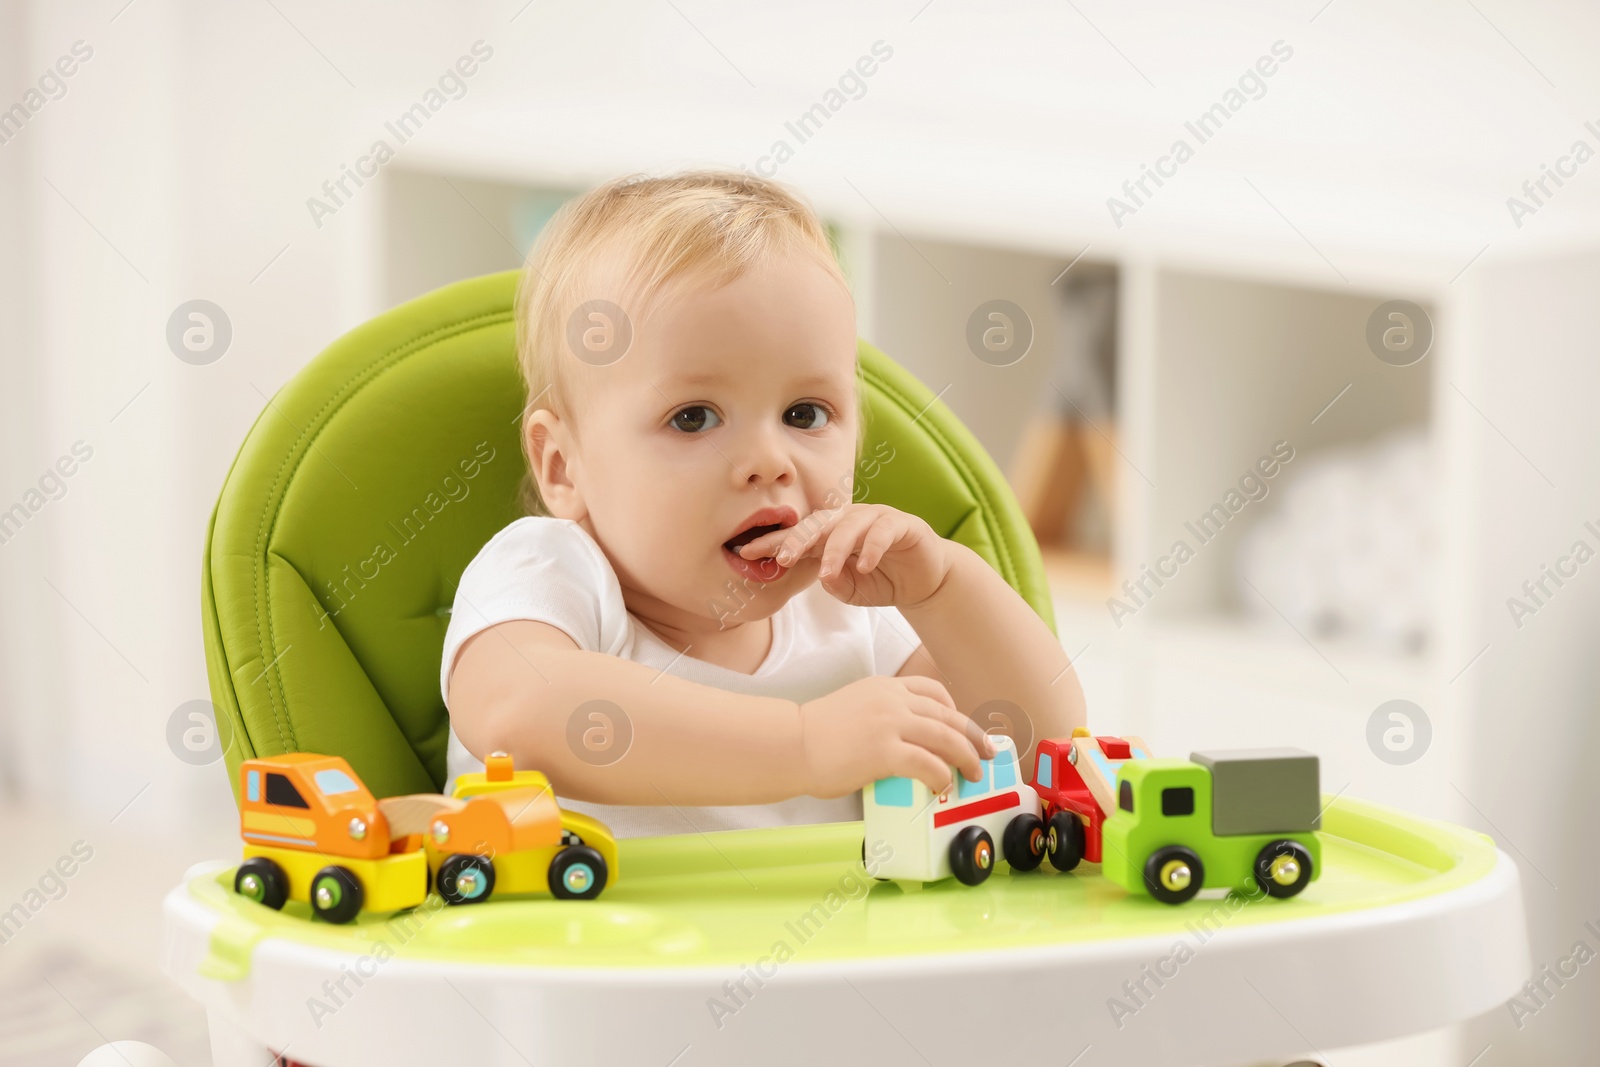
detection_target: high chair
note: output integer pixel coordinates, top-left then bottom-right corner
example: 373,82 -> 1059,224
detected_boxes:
198,270 -> 1054,800
164,272 -> 1527,1067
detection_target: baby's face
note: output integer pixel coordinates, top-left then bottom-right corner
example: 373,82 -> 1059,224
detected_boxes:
551,249 -> 860,628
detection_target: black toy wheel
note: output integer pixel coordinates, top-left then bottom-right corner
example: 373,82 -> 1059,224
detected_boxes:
1046,811 -> 1086,872
1142,846 -> 1204,905
309,865 -> 365,924
234,857 -> 288,910
1002,813 -> 1046,872
862,837 -> 889,881
1253,840 -> 1313,899
548,845 -> 608,900
948,825 -> 995,886
437,854 -> 496,905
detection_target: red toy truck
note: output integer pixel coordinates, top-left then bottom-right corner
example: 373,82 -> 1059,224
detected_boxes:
1027,728 -> 1152,871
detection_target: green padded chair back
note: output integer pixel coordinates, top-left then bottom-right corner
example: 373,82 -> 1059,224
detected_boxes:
203,271 -> 1054,800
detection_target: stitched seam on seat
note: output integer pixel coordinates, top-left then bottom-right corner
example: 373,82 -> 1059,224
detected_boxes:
249,309 -> 513,754
860,361 -> 1019,586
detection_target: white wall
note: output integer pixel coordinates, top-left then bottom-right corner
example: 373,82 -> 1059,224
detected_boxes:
1457,247 -> 1600,1063
0,0 -> 421,833
0,1 -> 42,802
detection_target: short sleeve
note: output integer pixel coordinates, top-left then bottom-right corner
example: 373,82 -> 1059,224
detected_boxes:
866,604 -> 920,676
439,517 -> 623,705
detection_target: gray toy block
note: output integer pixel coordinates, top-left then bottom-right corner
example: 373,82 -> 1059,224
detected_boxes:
1191,747 -> 1321,836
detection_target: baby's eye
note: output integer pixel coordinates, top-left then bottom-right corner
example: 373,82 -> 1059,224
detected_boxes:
784,403 -> 830,430
670,405 -> 721,433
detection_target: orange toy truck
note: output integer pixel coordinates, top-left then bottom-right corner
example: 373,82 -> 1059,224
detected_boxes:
234,753 -> 429,923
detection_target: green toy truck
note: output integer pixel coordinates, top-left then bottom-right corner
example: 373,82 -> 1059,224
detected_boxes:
1101,748 -> 1322,905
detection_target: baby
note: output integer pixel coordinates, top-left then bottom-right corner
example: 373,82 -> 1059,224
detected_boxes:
441,170 -> 1085,838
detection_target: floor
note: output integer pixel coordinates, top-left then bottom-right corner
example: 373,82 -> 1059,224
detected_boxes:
0,803 -> 232,1067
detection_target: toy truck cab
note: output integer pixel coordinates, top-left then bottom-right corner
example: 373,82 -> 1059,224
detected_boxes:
234,754 -> 429,923
1101,749 -> 1323,905
863,735 -> 1045,886
1028,730 -> 1151,871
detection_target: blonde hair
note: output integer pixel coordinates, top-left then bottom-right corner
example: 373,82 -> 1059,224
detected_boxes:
513,170 -> 863,514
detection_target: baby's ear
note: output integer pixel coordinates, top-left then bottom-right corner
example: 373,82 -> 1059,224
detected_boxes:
526,409 -> 585,521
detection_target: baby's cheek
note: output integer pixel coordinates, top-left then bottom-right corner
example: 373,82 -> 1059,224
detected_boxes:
655,529 -> 713,589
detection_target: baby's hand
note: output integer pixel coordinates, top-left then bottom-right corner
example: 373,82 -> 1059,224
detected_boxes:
739,503 -> 952,609
799,675 -> 994,799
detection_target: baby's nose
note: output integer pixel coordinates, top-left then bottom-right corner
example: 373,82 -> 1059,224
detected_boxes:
744,456 -> 793,485
740,428 -> 796,485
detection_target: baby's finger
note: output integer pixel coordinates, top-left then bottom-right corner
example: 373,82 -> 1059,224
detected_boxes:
819,510 -> 877,578
901,714 -> 985,784
855,516 -> 903,572
743,522 -> 812,561
739,537 -> 786,559
738,527 -> 788,558
897,673 -> 957,712
895,745 -> 955,797
909,695 -> 995,761
771,508 -> 846,564
739,521 -> 803,557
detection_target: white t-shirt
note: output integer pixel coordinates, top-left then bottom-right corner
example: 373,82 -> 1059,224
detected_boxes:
439,516 -> 921,838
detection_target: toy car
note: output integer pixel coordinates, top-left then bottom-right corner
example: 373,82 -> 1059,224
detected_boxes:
1028,728 -> 1151,872
862,734 -> 1044,885
231,752 -> 619,922
382,752 -> 619,904
233,753 -> 430,924
1101,748 -> 1323,905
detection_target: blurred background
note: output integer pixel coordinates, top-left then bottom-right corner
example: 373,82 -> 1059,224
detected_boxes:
2,1 -> 1597,1064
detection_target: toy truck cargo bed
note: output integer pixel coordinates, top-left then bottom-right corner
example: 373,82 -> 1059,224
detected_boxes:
1192,747 -> 1322,836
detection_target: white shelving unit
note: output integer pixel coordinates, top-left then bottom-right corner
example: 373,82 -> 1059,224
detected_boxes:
851,233 -> 1457,824
1112,262 -> 1447,808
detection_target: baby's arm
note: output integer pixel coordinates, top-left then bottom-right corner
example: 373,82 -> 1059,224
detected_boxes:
448,619 -> 993,806
740,505 -> 1086,745
897,541 -> 1086,742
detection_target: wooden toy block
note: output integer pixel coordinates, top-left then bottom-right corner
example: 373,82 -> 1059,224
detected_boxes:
1070,733 -> 1152,814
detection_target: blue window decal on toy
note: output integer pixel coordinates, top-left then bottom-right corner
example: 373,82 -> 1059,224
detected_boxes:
959,760 -> 991,798
1036,752 -> 1053,789
246,770 -> 260,803
1088,747 -> 1127,788
874,777 -> 913,807
993,748 -> 1017,789
314,769 -> 360,796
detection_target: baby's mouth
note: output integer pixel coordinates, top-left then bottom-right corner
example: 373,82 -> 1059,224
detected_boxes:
723,523 -> 786,555
720,506 -> 799,582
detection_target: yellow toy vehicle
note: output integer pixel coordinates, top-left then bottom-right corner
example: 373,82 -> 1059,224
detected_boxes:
382,752 -> 619,904
232,752 -> 619,922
